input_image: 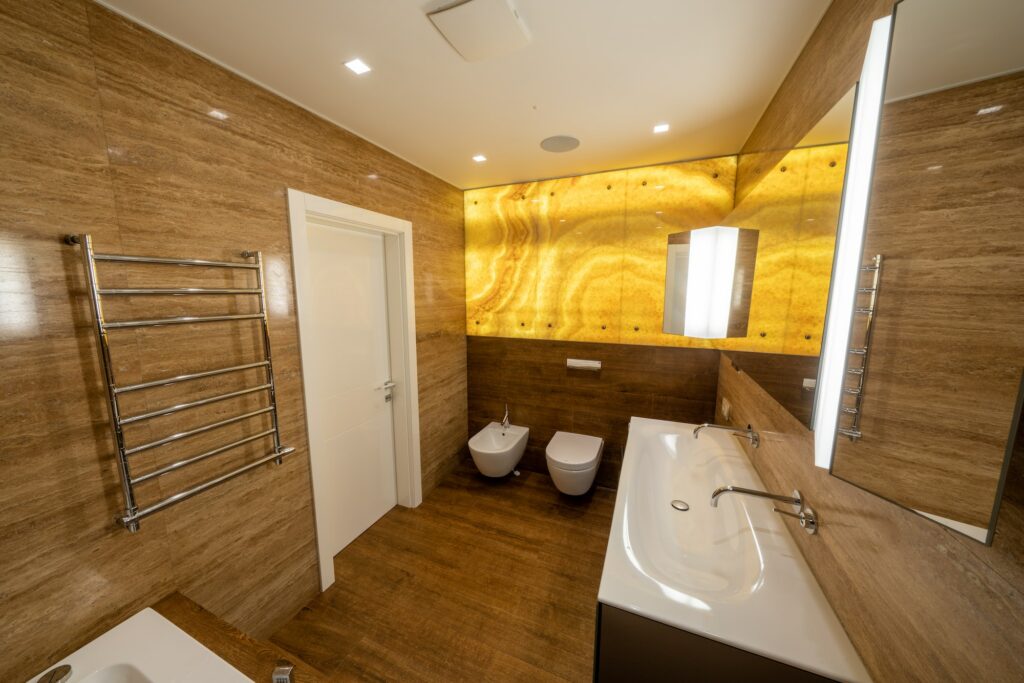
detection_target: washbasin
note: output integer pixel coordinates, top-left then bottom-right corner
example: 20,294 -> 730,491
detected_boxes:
468,421 -> 529,477
598,417 -> 872,682
80,664 -> 152,683
28,608 -> 250,682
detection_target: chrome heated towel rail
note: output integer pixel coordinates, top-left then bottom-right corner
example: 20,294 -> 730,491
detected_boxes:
839,254 -> 883,440
66,234 -> 294,532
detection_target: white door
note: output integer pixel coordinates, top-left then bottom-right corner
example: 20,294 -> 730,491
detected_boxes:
303,222 -> 397,577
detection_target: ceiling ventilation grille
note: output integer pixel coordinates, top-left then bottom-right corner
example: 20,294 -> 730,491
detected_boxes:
428,0 -> 531,62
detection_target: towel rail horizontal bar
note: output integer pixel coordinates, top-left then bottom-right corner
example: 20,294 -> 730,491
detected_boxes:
98,287 -> 262,296
114,361 -> 269,394
123,446 -> 295,525
125,406 -> 275,456
130,430 -> 278,484
91,253 -> 259,269
120,384 -> 271,425
104,313 -> 263,329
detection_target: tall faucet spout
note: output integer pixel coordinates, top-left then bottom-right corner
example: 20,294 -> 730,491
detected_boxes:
710,485 -> 801,508
693,423 -> 760,448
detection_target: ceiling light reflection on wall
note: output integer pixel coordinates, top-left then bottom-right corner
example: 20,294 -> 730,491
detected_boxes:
344,58 -> 372,75
653,123 -> 670,134
207,109 -> 229,121
812,15 -> 893,469
472,154 -> 487,162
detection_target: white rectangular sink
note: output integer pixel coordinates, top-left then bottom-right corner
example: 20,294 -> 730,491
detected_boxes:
599,418 -> 872,682
28,608 -> 252,683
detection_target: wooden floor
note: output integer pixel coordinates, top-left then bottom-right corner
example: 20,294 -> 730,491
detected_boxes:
271,463 -> 616,682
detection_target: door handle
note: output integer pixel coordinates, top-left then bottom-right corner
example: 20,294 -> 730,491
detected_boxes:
376,380 -> 397,391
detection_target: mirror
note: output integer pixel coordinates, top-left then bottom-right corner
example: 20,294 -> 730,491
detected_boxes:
714,86 -> 856,426
663,226 -> 759,339
825,0 -> 1024,543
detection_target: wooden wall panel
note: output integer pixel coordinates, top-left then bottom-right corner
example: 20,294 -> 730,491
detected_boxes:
726,351 -> 820,426
0,2 -> 466,680
467,337 -> 718,489
716,355 -> 1024,682
831,72 -> 1024,529
736,0 -> 894,201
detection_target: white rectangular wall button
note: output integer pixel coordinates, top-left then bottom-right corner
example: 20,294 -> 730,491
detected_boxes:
567,358 -> 601,371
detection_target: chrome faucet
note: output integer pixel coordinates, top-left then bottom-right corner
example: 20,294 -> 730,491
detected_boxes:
710,486 -> 818,534
693,423 -> 760,448
501,403 -> 510,432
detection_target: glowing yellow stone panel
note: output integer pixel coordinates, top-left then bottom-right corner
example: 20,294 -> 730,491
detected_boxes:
465,145 -> 847,355
784,145 -> 847,355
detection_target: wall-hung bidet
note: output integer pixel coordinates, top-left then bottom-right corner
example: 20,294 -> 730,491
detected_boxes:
546,431 -> 603,495
468,409 -> 529,477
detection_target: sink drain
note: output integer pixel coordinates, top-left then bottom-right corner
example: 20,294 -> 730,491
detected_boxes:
670,499 -> 690,511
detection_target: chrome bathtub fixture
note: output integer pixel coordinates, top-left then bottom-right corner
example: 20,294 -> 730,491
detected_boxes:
65,234 -> 295,532
693,423 -> 760,448
710,486 -> 818,535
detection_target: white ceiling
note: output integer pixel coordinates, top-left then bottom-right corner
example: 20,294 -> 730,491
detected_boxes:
98,0 -> 830,189
885,0 -> 1024,102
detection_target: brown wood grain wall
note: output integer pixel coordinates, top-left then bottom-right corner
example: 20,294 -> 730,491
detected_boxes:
466,337 -> 719,488
831,72 -> 1024,527
0,2 -> 465,680
736,0 -> 895,201
716,355 -> 1024,681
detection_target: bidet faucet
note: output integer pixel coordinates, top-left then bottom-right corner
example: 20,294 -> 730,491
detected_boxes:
710,486 -> 818,534
693,423 -> 760,448
501,403 -> 510,431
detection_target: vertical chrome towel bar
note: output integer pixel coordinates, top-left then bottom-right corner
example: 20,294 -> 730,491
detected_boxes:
66,234 -> 294,532
839,254 -> 883,440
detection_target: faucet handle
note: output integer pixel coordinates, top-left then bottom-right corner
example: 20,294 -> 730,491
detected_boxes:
772,506 -> 818,535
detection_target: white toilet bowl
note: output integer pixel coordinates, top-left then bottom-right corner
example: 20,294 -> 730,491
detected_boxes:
468,422 -> 529,477
546,431 -> 603,495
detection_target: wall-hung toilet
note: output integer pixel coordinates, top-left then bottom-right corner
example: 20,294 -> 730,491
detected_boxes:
546,431 -> 603,495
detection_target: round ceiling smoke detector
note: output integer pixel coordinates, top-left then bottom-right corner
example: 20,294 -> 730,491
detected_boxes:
540,135 -> 580,153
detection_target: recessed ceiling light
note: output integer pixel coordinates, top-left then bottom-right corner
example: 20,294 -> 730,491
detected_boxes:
345,58 -> 371,75
653,123 -> 670,134
472,154 -> 487,162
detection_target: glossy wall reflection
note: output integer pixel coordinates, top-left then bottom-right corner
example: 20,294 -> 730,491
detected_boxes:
465,145 -> 848,355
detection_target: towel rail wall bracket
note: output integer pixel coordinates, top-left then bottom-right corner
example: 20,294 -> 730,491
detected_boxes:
66,234 -> 294,532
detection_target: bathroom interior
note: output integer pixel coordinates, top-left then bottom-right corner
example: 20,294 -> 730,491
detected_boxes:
2,0 -> 1023,680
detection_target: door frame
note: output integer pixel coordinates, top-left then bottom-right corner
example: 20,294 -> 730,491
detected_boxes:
287,188 -> 422,590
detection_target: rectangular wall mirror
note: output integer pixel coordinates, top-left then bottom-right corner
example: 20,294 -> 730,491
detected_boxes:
825,0 -> 1024,543
719,85 -> 857,427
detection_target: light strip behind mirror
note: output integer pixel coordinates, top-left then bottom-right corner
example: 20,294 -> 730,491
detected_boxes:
812,14 -> 893,469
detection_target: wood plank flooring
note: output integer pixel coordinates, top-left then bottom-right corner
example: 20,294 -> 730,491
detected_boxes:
271,463 -> 616,682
